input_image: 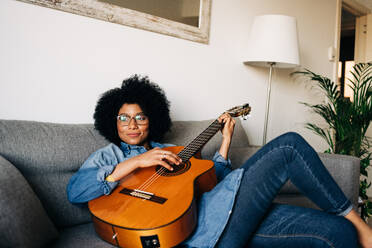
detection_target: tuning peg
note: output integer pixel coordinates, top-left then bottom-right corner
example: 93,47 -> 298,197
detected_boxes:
241,114 -> 251,120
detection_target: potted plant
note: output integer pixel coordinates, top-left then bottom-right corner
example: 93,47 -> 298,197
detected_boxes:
293,62 -> 372,220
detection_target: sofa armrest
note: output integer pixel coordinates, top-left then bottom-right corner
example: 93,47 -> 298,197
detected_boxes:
276,153 -> 360,209
317,153 -> 360,207
0,155 -> 59,247
228,147 -> 360,207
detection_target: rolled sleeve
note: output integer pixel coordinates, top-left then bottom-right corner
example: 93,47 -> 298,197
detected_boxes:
97,165 -> 119,195
212,151 -> 232,181
67,144 -> 125,204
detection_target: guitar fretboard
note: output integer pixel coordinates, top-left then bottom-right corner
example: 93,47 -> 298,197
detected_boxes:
177,119 -> 222,162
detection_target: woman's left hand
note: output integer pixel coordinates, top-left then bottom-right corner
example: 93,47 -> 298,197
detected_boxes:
217,113 -> 235,159
218,113 -> 235,141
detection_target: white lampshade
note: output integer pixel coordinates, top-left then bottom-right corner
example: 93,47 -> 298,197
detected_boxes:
244,15 -> 300,68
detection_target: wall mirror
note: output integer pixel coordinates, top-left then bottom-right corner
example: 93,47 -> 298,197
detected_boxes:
16,0 -> 212,44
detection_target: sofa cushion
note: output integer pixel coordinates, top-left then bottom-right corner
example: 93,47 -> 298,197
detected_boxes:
0,155 -> 59,247
229,146 -> 260,169
0,120 -> 109,228
274,194 -> 319,210
52,223 -> 114,248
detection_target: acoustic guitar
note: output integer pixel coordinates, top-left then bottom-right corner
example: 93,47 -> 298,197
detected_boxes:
88,104 -> 251,248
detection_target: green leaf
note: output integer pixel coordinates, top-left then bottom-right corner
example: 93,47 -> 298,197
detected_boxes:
294,63 -> 372,220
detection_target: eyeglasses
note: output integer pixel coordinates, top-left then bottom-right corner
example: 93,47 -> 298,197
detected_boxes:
116,114 -> 149,126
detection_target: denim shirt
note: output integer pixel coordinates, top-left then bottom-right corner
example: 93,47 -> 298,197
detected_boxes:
67,142 -> 244,248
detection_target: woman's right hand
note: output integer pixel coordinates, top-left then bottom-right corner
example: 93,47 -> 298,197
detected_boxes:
109,147 -> 182,182
134,147 -> 182,171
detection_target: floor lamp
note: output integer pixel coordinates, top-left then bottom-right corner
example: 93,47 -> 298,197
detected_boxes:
244,15 -> 300,145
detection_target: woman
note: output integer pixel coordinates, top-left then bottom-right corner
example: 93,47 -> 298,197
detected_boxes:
67,75 -> 372,248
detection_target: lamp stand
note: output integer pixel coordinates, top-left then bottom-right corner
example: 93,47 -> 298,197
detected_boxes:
263,62 -> 275,145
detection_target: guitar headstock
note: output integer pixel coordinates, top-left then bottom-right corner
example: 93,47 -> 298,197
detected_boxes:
225,103 -> 251,119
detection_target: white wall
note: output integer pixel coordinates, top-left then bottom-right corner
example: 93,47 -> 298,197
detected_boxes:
355,13 -> 372,196
360,14 -> 372,196
0,0 -> 338,151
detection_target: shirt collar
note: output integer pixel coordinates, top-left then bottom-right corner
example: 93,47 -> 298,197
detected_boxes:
120,141 -> 163,154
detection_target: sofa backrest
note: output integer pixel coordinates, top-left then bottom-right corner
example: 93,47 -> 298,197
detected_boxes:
0,118 -> 249,228
0,120 -> 109,228
163,119 -> 250,159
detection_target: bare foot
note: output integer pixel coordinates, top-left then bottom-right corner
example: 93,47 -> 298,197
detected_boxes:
345,210 -> 372,248
359,228 -> 372,248
359,235 -> 372,248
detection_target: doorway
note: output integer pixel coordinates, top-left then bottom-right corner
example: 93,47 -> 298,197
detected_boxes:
338,1 -> 371,100
339,7 -> 356,100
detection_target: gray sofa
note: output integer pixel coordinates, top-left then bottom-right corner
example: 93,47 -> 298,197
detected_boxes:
0,119 -> 360,248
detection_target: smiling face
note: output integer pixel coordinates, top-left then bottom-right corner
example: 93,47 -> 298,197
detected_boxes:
116,103 -> 150,148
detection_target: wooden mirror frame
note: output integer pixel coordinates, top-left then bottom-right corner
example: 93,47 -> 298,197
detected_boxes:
16,0 -> 212,44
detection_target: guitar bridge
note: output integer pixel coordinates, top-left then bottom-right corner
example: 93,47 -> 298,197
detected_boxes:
120,188 -> 167,204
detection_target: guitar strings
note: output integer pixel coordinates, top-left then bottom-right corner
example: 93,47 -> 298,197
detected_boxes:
125,106 -> 250,197
135,148 -> 190,192
136,168 -> 166,191
136,135 -> 205,191
134,148 -> 187,192
133,120 -> 221,193
136,166 -> 168,191
134,145 -> 188,192
134,141 -> 194,191
135,134 -> 216,192
134,126 -> 220,192
134,152 -> 196,193
134,149 -> 190,191
136,147 -> 194,191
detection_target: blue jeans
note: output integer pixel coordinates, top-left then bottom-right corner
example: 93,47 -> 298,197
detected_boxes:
217,132 -> 358,248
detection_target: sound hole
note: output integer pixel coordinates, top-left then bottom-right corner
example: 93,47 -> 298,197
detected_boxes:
155,161 -> 191,177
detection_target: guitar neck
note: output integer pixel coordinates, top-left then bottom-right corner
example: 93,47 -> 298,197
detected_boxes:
177,119 -> 222,162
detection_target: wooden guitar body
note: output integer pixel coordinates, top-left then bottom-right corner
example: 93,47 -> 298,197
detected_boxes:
88,103 -> 251,247
88,146 -> 217,248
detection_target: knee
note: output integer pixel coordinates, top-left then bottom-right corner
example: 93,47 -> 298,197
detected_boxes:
277,132 -> 305,144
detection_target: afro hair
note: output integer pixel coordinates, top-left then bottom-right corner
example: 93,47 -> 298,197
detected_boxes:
93,75 -> 171,146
